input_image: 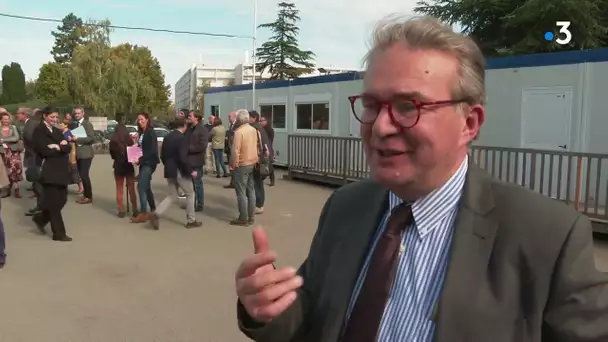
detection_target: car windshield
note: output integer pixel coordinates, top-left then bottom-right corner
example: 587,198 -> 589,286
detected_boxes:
155,129 -> 169,137
126,126 -> 137,133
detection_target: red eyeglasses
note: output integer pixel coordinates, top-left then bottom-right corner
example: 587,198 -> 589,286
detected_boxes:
348,94 -> 468,128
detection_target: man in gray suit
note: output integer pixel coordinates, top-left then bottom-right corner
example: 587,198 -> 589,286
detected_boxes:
70,107 -> 95,204
22,109 -> 43,215
234,16 -> 608,342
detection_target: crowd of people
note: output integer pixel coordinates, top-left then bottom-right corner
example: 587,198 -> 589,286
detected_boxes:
0,104 -> 277,267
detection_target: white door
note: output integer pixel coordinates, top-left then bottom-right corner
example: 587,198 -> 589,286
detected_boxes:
349,97 -> 362,137
349,115 -> 361,137
520,87 -> 573,200
521,87 -> 572,150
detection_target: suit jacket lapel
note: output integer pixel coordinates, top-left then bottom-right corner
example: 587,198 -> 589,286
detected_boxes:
322,182 -> 389,342
434,164 -> 498,342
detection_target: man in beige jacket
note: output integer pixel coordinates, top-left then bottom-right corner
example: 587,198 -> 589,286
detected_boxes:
229,109 -> 258,226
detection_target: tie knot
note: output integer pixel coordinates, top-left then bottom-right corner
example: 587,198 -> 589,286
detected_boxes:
387,203 -> 413,234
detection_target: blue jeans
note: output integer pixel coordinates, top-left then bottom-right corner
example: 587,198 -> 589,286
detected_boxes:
253,172 -> 265,208
213,149 -> 228,176
233,165 -> 256,221
0,199 -> 5,267
192,167 -> 204,210
138,165 -> 156,213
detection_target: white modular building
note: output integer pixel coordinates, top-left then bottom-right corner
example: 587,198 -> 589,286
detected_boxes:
204,48 -> 608,166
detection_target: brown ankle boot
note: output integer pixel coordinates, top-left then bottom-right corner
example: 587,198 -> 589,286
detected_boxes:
0,188 -> 10,198
130,212 -> 149,223
13,188 -> 20,198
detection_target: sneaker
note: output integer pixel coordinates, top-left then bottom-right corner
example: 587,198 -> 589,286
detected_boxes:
255,207 -> 264,215
247,219 -> 254,226
229,219 -> 249,226
117,212 -> 126,218
185,221 -> 202,229
52,235 -> 73,242
130,212 -> 149,223
149,213 -> 160,230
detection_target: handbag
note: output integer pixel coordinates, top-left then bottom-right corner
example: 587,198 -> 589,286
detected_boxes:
254,130 -> 270,178
25,166 -> 41,182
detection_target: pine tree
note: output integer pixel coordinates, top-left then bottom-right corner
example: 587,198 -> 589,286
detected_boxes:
0,63 -> 27,104
255,2 -> 315,80
51,13 -> 87,64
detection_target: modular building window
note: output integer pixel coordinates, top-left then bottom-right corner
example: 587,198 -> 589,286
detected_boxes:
210,105 -> 220,116
260,104 -> 286,129
296,103 -> 329,131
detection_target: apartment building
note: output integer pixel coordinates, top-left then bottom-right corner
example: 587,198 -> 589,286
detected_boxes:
174,62 -> 361,112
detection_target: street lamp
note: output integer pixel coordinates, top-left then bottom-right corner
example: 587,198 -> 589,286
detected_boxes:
252,0 -> 258,110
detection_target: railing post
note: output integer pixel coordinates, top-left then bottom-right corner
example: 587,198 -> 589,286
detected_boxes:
341,139 -> 349,185
574,156 -> 582,211
287,134 -> 292,179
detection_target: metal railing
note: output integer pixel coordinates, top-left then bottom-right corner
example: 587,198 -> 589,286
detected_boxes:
287,134 -> 608,221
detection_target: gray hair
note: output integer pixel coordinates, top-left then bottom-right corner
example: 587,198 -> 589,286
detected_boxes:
235,109 -> 249,124
364,15 -> 485,105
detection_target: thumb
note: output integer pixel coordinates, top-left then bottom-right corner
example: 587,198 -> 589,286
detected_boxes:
252,227 -> 269,254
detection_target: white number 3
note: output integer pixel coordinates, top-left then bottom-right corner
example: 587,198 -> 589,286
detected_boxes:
555,21 -> 572,45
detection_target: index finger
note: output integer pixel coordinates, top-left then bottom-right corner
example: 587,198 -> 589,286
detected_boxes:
252,227 -> 269,254
236,251 -> 277,279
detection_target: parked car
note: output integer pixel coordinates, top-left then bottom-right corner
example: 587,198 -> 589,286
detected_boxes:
126,125 -> 138,143
154,127 -> 170,143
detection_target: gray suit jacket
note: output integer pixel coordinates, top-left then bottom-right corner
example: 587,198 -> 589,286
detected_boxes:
22,118 -> 40,168
238,165 -> 608,342
74,119 -> 95,159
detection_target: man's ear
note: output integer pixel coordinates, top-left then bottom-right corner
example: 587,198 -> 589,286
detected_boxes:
464,104 -> 484,142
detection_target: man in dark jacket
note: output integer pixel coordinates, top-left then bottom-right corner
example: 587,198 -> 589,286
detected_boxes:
248,110 -> 270,215
186,110 -> 208,211
150,118 -> 202,229
259,115 -> 275,186
224,111 -> 237,189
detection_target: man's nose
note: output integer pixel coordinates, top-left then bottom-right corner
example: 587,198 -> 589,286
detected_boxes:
372,106 -> 400,137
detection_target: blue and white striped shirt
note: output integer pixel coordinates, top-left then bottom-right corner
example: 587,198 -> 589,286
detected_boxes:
345,156 -> 468,341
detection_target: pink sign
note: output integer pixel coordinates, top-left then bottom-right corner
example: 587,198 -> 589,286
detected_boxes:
127,145 -> 142,163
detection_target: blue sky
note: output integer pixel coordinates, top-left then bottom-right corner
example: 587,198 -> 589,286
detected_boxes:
0,0 -> 418,99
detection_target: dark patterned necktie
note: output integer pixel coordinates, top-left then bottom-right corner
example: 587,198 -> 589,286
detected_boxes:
341,203 -> 413,342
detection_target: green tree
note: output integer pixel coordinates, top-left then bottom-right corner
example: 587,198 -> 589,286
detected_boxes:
0,62 -> 27,104
255,2 -> 315,80
69,19 -> 117,116
195,80 -> 211,110
51,13 -> 88,64
25,80 -> 37,101
112,43 -> 170,113
36,62 -> 71,103
70,20 -> 170,118
414,0 -> 607,56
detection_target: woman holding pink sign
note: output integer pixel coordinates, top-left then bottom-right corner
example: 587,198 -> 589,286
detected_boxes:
131,113 -> 159,224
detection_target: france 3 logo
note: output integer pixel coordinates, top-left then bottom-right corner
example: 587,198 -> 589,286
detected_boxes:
544,21 -> 572,45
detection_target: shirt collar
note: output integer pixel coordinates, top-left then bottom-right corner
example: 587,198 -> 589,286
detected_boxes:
77,118 -> 84,124
388,155 -> 468,238
43,121 -> 53,132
